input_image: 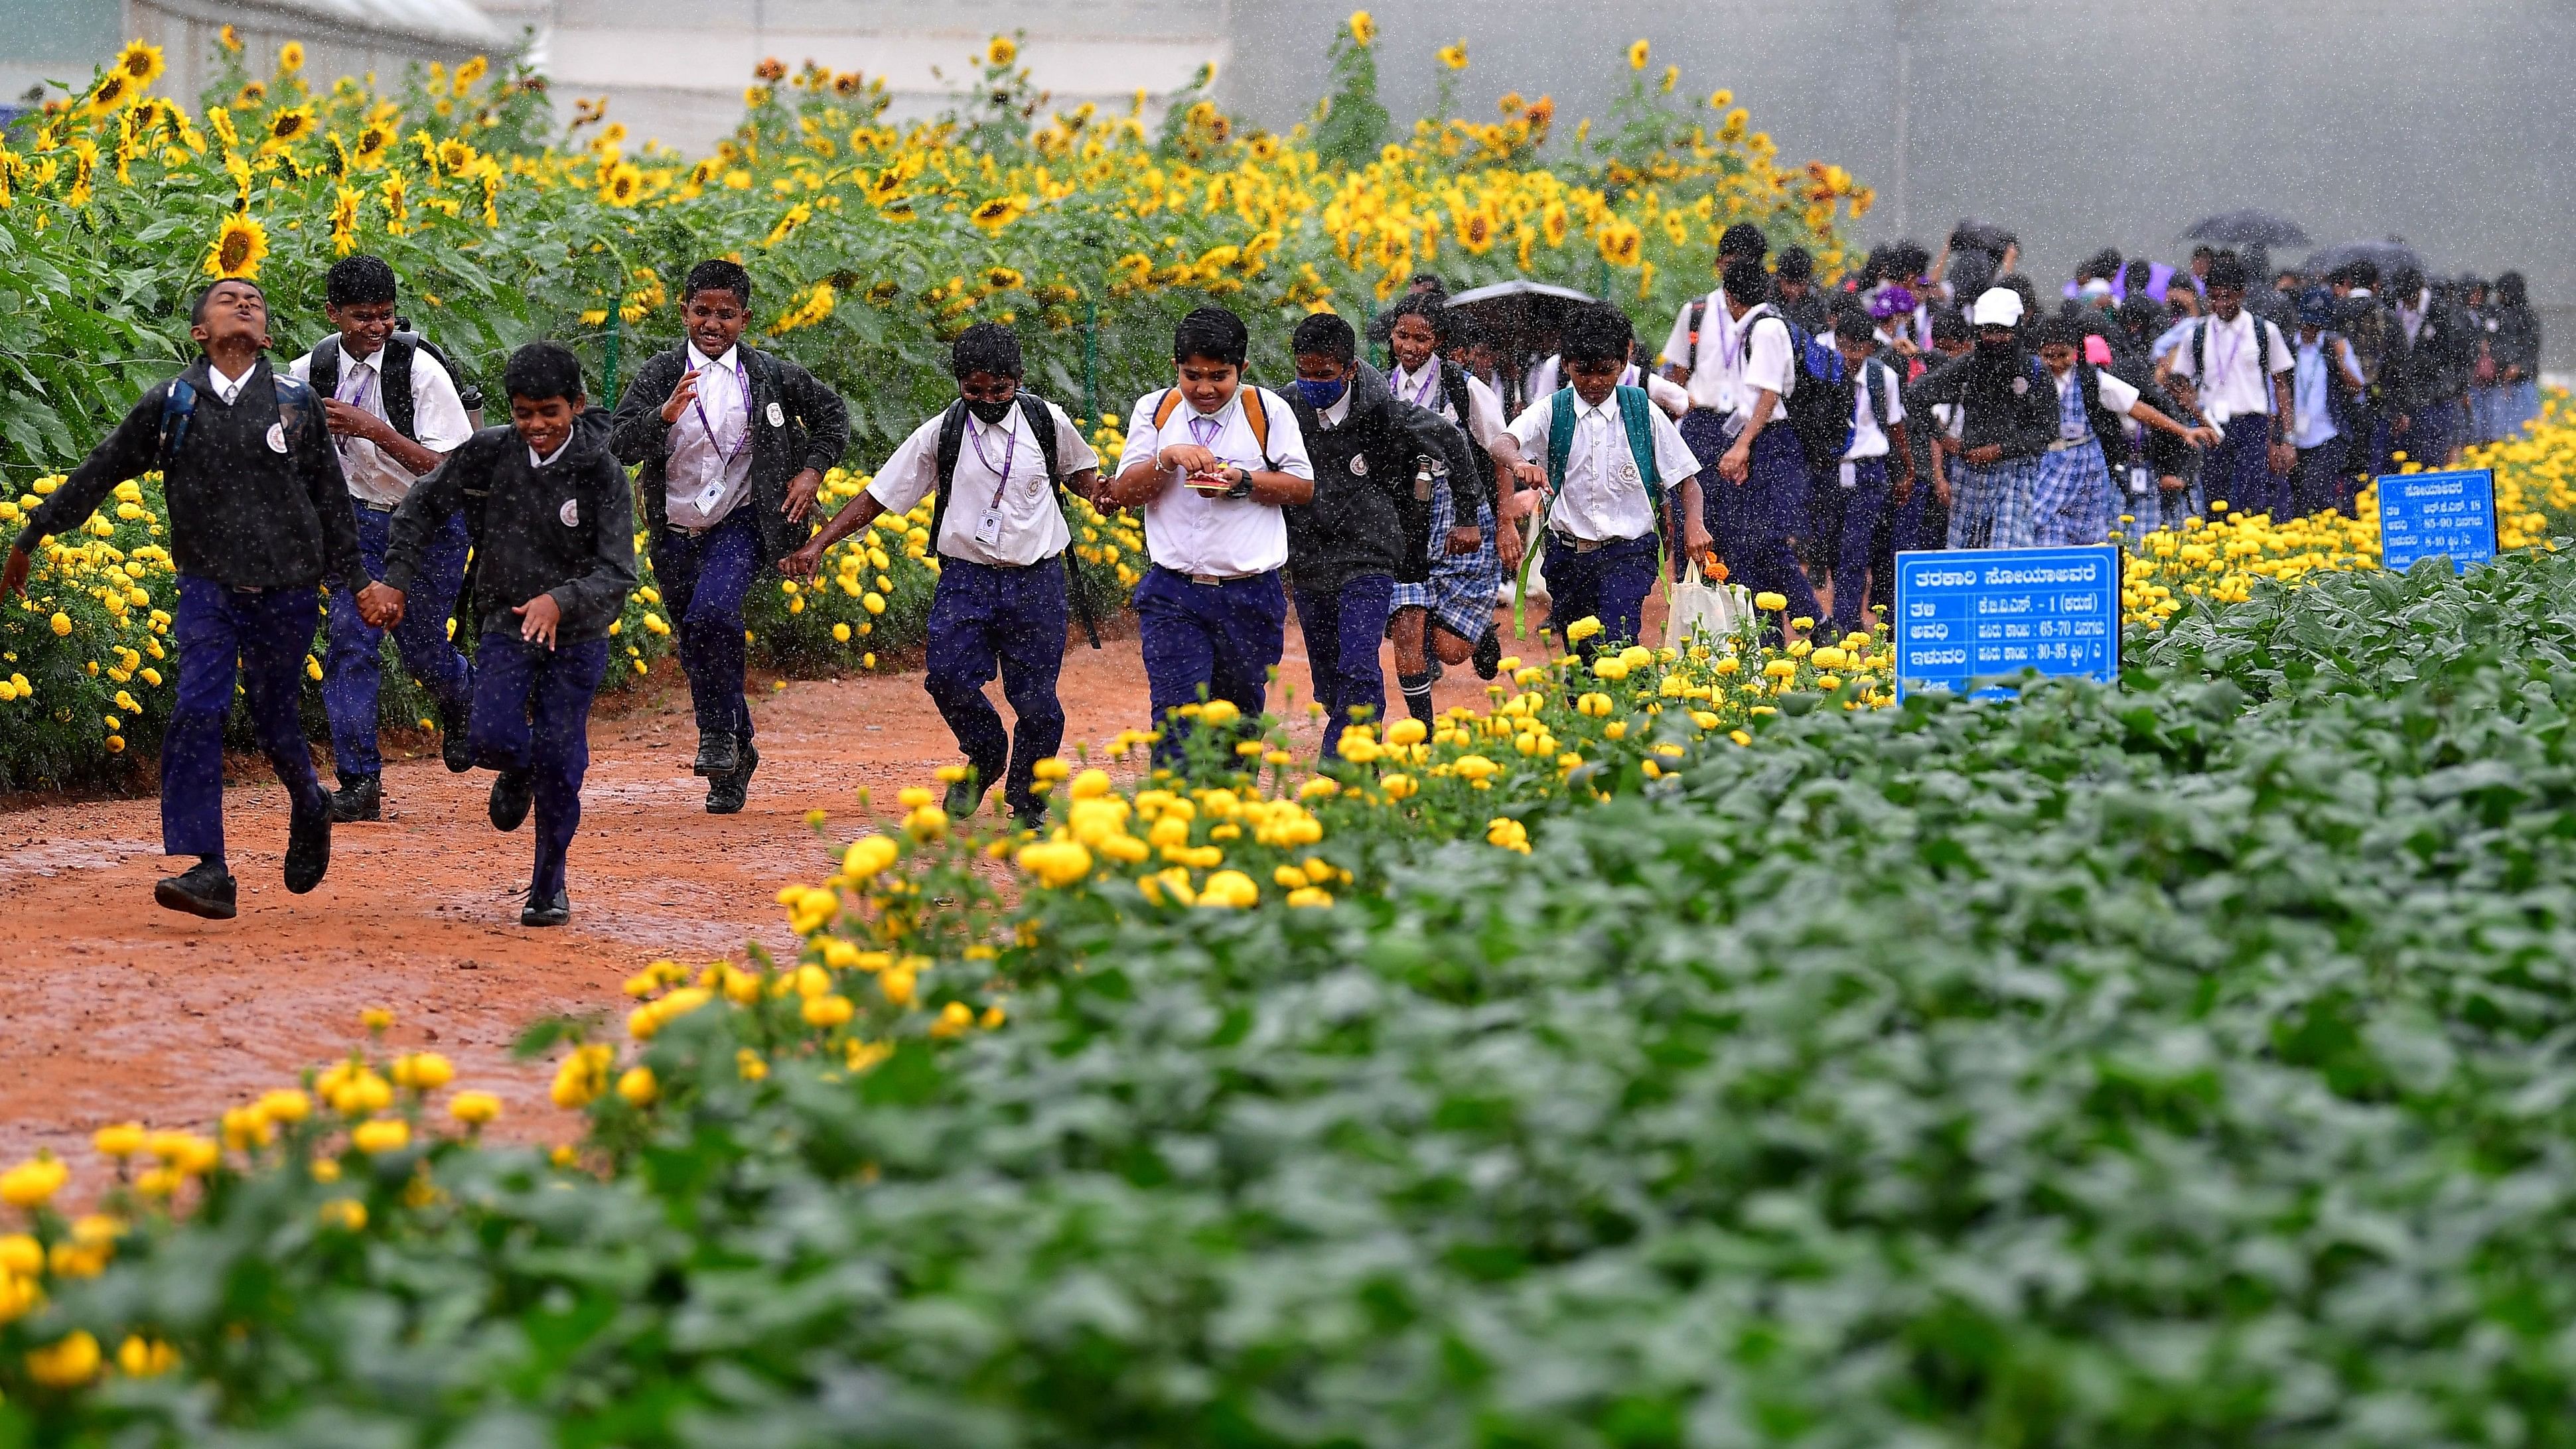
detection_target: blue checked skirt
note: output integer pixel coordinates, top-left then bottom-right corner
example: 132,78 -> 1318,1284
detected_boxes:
1948,454 -> 2045,550
1391,482 -> 1502,642
2027,438 -> 2116,545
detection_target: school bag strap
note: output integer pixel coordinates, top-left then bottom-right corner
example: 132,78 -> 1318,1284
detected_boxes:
157,378 -> 197,468
1544,387 -> 1577,493
306,334 -> 423,441
1439,360 -> 1474,431
2195,315 -> 2279,417
1685,297 -> 1709,372
1151,385 -> 1274,471
1541,386 -> 1662,511
310,334 -> 341,408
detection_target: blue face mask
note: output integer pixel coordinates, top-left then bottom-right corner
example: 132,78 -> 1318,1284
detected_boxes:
1295,376 -> 1348,409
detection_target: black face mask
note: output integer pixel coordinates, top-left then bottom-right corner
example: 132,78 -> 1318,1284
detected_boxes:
965,395 -> 1015,425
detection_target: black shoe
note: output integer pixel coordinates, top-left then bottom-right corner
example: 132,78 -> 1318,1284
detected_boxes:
153,860 -> 237,920
692,730 -> 739,778
1472,626 -> 1502,679
283,799 -> 332,894
328,772 -> 382,823
946,769 -> 994,821
438,697 -> 474,774
705,742 -> 756,815
521,887 -> 570,928
489,770 -> 533,833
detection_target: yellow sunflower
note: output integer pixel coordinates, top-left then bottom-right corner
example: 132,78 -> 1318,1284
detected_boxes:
437,137 -> 474,174
115,40 -> 165,88
1437,41 -> 1468,71
277,42 -> 304,74
987,35 -> 1017,67
1457,208 -> 1496,255
205,213 -> 269,279
218,24 -> 241,54
1626,38 -> 1650,71
1660,64 -> 1679,94
265,106 -> 315,147
453,55 -> 489,94
329,185 -> 362,255
983,265 -> 1025,291
1347,10 -> 1376,46
602,162 -> 643,207
84,70 -> 135,115
236,80 -> 266,106
832,71 -> 865,97
1540,200 -> 1569,249
353,123 -> 392,165
968,194 -> 1025,232
1597,219 -> 1644,269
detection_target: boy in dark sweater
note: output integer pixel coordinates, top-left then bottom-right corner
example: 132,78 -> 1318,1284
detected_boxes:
5,278 -> 355,919
360,342 -> 636,927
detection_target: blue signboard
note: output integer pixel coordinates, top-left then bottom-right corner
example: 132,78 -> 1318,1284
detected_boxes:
2376,468 -> 2496,573
1893,544 -> 2122,700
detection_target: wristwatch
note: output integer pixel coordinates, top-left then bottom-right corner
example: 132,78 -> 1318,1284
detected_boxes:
1224,466 -> 1253,500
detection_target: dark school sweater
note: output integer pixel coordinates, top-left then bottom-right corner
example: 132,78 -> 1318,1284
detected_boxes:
1283,364 -> 1484,594
383,412 -> 636,644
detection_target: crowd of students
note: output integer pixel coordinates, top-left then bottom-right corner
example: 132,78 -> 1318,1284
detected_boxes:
0,233 -> 2543,926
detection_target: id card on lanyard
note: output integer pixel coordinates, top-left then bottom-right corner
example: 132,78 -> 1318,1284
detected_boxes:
966,412 -> 1018,548
687,356 -> 750,515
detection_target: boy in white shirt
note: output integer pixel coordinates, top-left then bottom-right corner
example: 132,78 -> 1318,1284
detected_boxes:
287,255 -> 477,822
1820,310 -> 1911,636
2168,253 -> 2295,521
2287,288 -> 2366,518
783,324 -> 1099,826
1707,254 -> 1821,630
1496,303 -> 1709,660
1106,307 -> 1315,756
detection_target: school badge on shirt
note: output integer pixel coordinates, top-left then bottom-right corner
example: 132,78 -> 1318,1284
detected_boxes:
265,422 -> 288,453
559,498 -> 581,527
765,402 -> 785,427
1348,454 -> 1368,477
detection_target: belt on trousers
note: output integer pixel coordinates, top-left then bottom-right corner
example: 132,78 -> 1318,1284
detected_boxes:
356,500 -> 399,515
1547,531 -> 1636,555
2045,436 -> 2094,452
1161,564 -> 1262,586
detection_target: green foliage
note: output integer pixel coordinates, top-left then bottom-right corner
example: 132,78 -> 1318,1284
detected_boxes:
1309,19 -> 1395,170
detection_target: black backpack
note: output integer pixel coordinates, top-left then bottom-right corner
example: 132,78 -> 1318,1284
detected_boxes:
309,330 -> 483,440
927,392 -> 1100,648
2191,314 -> 2285,416
1742,307 -> 1855,476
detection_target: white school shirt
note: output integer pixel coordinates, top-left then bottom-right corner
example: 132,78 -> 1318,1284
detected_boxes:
289,344 -> 474,508
207,362 -> 251,405
2051,367 -> 2141,441
2168,310 -> 2291,425
1115,385 -> 1313,577
1522,358 -> 1691,418
530,437 -> 572,469
1389,360 -> 1507,451
1735,306 -> 1798,415
1845,361 -> 1909,460
870,400 -> 1100,567
1504,389 -> 1701,543
2289,338 -> 2359,451
1662,286 -> 1748,413
665,343 -> 754,529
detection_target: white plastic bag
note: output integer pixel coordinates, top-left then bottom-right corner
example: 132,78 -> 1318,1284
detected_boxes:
1664,561 -> 1748,647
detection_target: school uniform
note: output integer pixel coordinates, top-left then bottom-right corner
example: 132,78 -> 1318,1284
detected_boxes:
288,339 -> 476,792
1502,384 -> 1700,659
384,413 -> 636,918
2169,309 -> 2295,520
2029,363 -> 2136,546
609,341 -> 849,774
2287,334 -> 2361,518
2388,291 -> 2468,469
870,395 -> 1097,819
1819,356 -> 1904,634
1387,358 -> 1506,647
17,357 -> 358,882
1904,348 -> 2060,550
1704,304 -> 1820,623
1115,385 -> 1315,750
1525,356 -> 1691,417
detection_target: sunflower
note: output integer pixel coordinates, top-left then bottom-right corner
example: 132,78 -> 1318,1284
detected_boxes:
832,71 -> 864,96
437,138 -> 474,174
453,55 -> 488,94
1660,64 -> 1679,94
1347,10 -> 1376,46
1626,38 -> 1650,71
1457,208 -> 1496,255
968,194 -> 1025,232
218,24 -> 241,54
265,106 -> 315,147
84,70 -> 135,115
204,213 -> 269,278
983,265 -> 1025,291
329,185 -> 362,255
277,42 -> 304,74
987,35 -> 1016,67
115,40 -> 165,88
1525,95 -> 1555,131
1540,200 -> 1569,249
1597,219 -> 1643,269
236,81 -> 265,106
353,122 -> 392,165
1436,41 -> 1467,71
602,162 -> 643,207
753,57 -> 786,82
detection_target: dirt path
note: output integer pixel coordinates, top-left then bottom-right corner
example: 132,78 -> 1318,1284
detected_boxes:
1,603 -> 1572,1165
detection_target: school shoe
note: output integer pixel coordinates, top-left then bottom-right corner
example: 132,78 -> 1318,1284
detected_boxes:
438,697 -> 475,773
283,797 -> 332,894
488,769 -> 534,832
945,770 -> 993,821
328,772 -> 382,823
706,742 -> 758,815
521,887 -> 571,928
1472,626 -> 1502,680
692,730 -> 739,778
152,860 -> 237,920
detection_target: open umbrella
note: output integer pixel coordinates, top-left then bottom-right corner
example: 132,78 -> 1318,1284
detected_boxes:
1442,279 -> 1596,415
2303,237 -> 2426,280
2182,208 -> 2311,248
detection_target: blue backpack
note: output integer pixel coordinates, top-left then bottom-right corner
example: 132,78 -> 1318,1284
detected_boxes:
1741,308 -> 1855,474
157,371 -> 320,467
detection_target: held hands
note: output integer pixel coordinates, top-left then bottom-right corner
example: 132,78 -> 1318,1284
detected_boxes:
778,539 -> 823,579
355,581 -> 406,628
1496,518 -> 1525,571
1718,442 -> 1752,483
2267,441 -> 2297,476
2159,474 -> 2188,494
782,467 -> 823,523
1891,468 -> 1915,506
1445,525 -> 1482,557
514,592 -> 563,648
1964,443 -> 2005,466
659,370 -> 701,425
2185,426 -> 2222,448
1934,473 -> 1954,508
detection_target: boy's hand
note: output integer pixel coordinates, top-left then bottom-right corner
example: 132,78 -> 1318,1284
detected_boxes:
514,592 -> 563,648
321,398 -> 390,443
778,539 -> 823,579
1497,518 -> 1525,570
1965,444 -> 2005,466
1718,441 -> 1752,483
659,371 -> 701,425
2186,425 -> 2220,448
1445,525 -> 1482,556
782,467 -> 823,522
1,545 -> 28,600
1156,443 -> 1219,476
356,582 -> 407,628
2160,474 -> 2188,494
1682,516 -> 1713,556
1508,459 -> 1547,491
1891,468 -> 1914,505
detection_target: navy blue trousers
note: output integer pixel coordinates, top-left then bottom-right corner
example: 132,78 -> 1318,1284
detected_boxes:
1293,572 -> 1395,758
469,632 -> 608,902
1135,565 -> 1285,762
1819,456 -> 1889,637
1543,532 -> 1656,663
651,506 -> 760,744
2206,413 -> 2291,521
924,557 -> 1068,818
165,577 -> 328,861
1698,418 -> 1821,628
324,503 -> 472,778
2398,399 -> 2460,472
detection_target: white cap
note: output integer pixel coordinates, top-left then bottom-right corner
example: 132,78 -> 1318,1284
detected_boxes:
2080,277 -> 2113,298
1969,286 -> 2025,327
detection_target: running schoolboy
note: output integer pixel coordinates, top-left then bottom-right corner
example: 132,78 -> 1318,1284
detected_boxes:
288,254 -> 478,821
1383,293 -> 1511,719
610,259 -> 849,813
781,323 -> 1100,828
1104,306 -> 1315,752
1281,310 -> 1483,757
359,342 -> 636,928
2168,253 -> 2295,521
1820,310 -> 1911,634
5,279 -> 354,918
1498,302 -> 1709,659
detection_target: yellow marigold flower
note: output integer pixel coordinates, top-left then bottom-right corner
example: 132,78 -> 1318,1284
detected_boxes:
448,1091 -> 502,1127
1196,869 -> 1259,908
0,1155 -> 69,1208
1563,616 -> 1603,642
1753,591 -> 1788,612
843,835 -> 900,878
27,1330 -> 101,1388
94,1122 -> 147,1158
318,1198 -> 366,1232
615,1066 -> 658,1106
389,1052 -> 453,1091
350,1119 -> 409,1154
117,1335 -> 177,1377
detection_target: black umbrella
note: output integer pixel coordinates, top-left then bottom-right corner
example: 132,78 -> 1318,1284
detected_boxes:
2182,208 -> 2311,247
2302,238 -> 2426,280
1443,279 -> 1596,414
1948,218 -> 2015,259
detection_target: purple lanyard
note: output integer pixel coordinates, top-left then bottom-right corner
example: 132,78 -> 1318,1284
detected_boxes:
689,356 -> 749,462
2212,319 -> 2250,390
335,362 -> 376,411
966,412 -> 1019,509
1186,415 -> 1222,449
1399,364 -> 1441,409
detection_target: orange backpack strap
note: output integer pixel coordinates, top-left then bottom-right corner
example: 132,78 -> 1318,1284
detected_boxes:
1240,386 -> 1273,468
1151,387 -> 1182,431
